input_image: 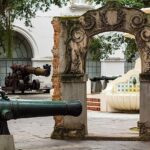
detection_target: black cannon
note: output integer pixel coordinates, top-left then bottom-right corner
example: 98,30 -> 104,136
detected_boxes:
0,91 -> 82,135
90,76 -> 119,93
3,64 -> 51,93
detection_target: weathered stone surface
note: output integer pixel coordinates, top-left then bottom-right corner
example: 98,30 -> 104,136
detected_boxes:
51,1 -> 150,139
0,135 -> 15,150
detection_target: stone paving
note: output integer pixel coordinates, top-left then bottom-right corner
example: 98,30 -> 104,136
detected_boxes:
6,93 -> 150,150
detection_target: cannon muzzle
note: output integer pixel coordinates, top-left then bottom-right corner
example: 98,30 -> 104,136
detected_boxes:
0,99 -> 82,121
0,92 -> 82,121
0,91 -> 82,135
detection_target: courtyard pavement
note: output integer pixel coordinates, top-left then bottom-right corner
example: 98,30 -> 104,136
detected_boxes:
6,93 -> 150,150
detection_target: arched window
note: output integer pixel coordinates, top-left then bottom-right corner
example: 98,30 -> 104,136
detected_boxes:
0,31 -> 33,86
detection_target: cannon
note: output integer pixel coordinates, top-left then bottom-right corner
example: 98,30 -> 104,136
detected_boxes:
90,76 -> 119,93
0,91 -> 82,135
90,76 -> 119,82
3,64 -> 51,93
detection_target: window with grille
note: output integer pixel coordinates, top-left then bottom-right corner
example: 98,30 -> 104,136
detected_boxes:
86,59 -> 101,79
0,31 -> 33,86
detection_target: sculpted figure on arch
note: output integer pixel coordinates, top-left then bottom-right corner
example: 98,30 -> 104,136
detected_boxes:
65,26 -> 88,74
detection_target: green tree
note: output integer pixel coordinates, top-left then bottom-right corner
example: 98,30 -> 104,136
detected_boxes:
88,33 -> 124,60
90,0 -> 150,8
88,33 -> 138,62
124,37 -> 138,62
0,0 -> 68,57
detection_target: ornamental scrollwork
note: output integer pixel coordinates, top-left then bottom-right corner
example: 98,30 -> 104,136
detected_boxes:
71,27 -> 85,43
130,14 -> 147,29
136,26 -> 150,73
99,1 -> 126,30
79,14 -> 96,30
140,26 -> 150,42
100,3 -> 125,30
135,26 -> 150,48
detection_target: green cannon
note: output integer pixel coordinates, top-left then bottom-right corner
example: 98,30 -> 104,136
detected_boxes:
0,91 -> 82,135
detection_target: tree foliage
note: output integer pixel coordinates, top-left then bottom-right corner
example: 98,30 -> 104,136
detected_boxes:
124,37 -> 138,62
0,0 -> 68,57
88,33 -> 138,62
90,0 -> 150,8
0,0 -> 68,27
88,33 -> 124,60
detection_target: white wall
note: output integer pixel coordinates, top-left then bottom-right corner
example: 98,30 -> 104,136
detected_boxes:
101,59 -> 125,77
12,4 -> 94,89
13,4 -> 93,59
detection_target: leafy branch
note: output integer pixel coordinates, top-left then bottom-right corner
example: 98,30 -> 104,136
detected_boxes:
0,0 -> 69,57
88,33 -> 138,62
89,0 -> 149,8
88,33 -> 124,60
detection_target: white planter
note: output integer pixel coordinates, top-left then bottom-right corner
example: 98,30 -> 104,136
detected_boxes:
107,93 -> 139,111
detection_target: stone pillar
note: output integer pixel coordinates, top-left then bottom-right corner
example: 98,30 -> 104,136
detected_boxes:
51,74 -> 87,139
0,135 -> 15,150
51,17 -> 87,139
51,18 -> 64,133
139,73 -> 150,140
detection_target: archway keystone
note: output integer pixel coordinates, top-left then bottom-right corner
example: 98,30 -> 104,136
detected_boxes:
51,1 -> 150,139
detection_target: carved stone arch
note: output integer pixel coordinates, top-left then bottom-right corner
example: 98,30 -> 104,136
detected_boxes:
78,1 -> 150,74
62,1 -> 150,75
51,1 -> 150,139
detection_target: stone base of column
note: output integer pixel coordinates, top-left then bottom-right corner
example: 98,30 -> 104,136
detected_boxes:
0,135 -> 15,150
51,126 -> 86,140
138,121 -> 150,140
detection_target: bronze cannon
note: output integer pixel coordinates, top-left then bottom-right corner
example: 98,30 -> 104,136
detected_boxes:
3,64 -> 51,93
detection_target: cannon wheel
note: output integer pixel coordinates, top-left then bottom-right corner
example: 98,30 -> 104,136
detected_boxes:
32,79 -> 40,90
18,80 -> 25,94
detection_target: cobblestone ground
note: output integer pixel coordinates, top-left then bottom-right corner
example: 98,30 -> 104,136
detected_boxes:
7,93 -> 150,150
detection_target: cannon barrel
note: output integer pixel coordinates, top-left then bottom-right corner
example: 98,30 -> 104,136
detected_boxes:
0,91 -> 82,135
11,64 -> 51,77
90,76 -> 119,81
0,99 -> 82,121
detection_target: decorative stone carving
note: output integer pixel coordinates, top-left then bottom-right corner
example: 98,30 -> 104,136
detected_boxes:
142,54 -> 150,73
130,14 -> 145,28
64,26 -> 88,74
140,26 -> 150,42
101,2 -> 125,30
51,1 -> 150,139
100,4 -> 125,30
79,14 -> 96,30
130,14 -> 147,29
71,27 -> 86,42
136,26 -> 150,73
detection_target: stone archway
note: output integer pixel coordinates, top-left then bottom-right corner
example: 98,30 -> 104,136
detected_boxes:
51,1 -> 150,139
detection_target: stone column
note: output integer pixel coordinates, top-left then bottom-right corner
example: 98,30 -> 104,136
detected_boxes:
51,74 -> 87,139
51,18 -> 64,134
0,135 -> 15,150
51,17 -> 87,139
139,73 -> 150,139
